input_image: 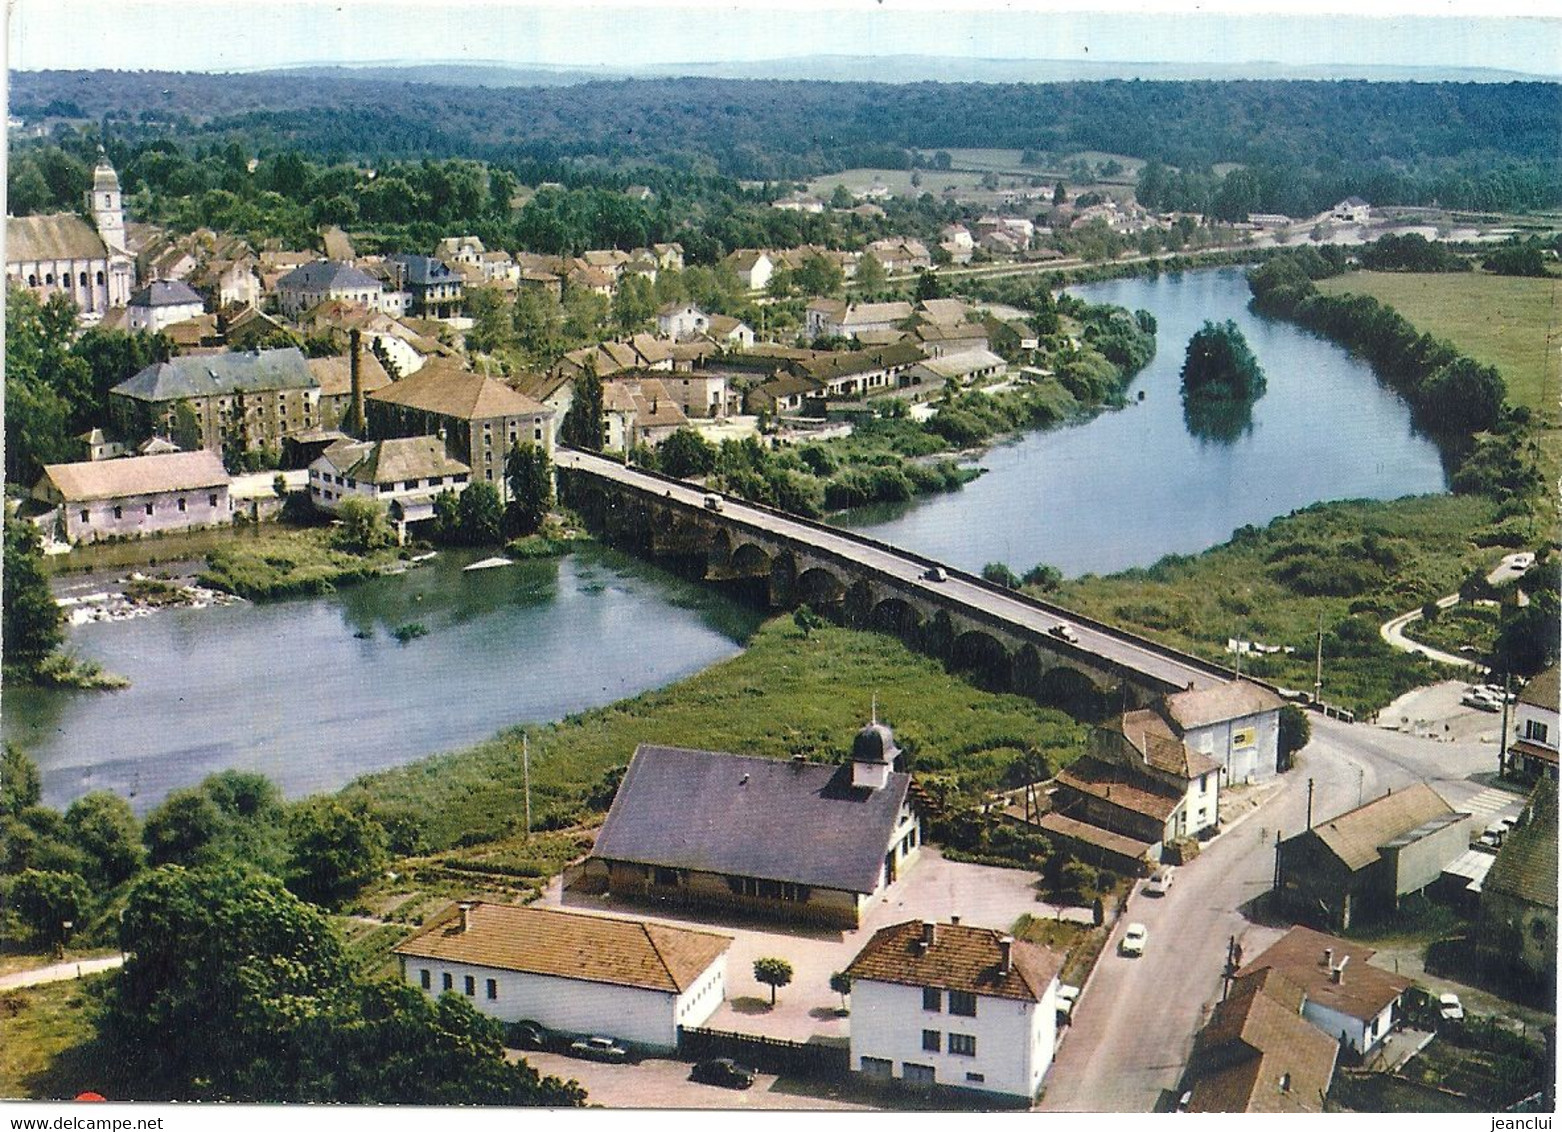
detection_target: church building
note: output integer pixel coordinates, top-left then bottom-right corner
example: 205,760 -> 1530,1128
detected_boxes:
6,151 -> 136,319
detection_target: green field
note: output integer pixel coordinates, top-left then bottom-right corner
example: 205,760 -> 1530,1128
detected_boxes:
1314,271 -> 1562,476
342,617 -> 1087,853
0,975 -> 130,1101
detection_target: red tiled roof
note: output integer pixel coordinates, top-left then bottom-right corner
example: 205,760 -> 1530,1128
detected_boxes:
846,920 -> 1061,1004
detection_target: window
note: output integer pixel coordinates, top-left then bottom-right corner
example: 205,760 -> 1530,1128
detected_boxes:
860,1057 -> 892,1080
79,510 -> 89,524
96,271 -> 104,285
177,498 -> 186,512
948,1033 -> 976,1057
1532,918 -> 1548,941
442,972 -> 453,991
464,975 -> 476,996
1526,720 -> 1550,744
420,969 -> 431,990
209,494 -> 218,508
965,1073 -> 985,1084
922,1030 -> 941,1053
949,991 -> 977,1017
902,1063 -> 936,1087
486,978 -> 498,1000
113,506 -> 123,520
923,987 -> 941,1012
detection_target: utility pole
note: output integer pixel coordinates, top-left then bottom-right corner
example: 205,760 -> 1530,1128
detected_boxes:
1313,610 -> 1324,708
1497,669 -> 1512,779
522,733 -> 532,840
1306,778 -> 1314,829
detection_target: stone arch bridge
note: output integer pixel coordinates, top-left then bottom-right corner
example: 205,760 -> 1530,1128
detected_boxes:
557,449 -> 1241,717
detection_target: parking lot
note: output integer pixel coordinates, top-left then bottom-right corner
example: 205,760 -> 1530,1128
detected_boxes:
514,1050 -> 875,1110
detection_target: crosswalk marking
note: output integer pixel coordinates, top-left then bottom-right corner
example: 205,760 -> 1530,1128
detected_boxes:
1460,787 -> 1520,818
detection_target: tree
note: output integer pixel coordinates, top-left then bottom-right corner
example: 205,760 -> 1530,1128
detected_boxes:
333,497 -> 395,554
854,253 -> 887,292
981,562 -> 1021,589
1277,704 -> 1312,772
4,518 -> 63,675
1,743 -> 42,817
8,869 -> 88,946
796,253 -> 843,298
657,428 -> 717,478
560,367 -> 605,451
829,971 -> 852,1011
914,270 -> 946,302
612,273 -> 656,333
829,184 -> 854,210
1180,320 -> 1266,403
65,791 -> 143,887
1053,181 -> 1067,206
142,788 -> 224,867
464,285 -> 515,355
504,442 -> 553,537
1022,563 -> 1063,591
792,605 -> 827,638
285,799 -> 388,908
753,957 -> 793,1006
455,481 -> 505,546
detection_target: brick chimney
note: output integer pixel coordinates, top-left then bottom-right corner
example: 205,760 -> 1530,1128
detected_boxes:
998,935 -> 1014,976
348,328 -> 365,437
918,920 -> 936,952
1331,955 -> 1349,984
457,901 -> 475,933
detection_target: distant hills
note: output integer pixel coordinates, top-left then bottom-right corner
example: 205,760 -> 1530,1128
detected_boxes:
258,55 -> 1556,86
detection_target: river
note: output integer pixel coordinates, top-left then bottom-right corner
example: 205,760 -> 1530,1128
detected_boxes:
3,545 -> 761,811
844,267 -> 1449,576
6,267 -> 1450,811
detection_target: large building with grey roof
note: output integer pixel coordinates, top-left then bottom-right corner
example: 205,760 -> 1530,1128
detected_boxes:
394,901 -> 730,1052
585,723 -> 923,928
5,154 -> 136,318
110,347 -> 321,455
274,259 -> 394,318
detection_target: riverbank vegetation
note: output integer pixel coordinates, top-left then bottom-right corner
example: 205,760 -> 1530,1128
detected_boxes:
3,518 -> 128,690
198,526 -> 407,600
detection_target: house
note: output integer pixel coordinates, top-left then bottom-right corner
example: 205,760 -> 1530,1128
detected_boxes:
126,280 -> 206,333
624,185 -> 654,203
705,314 -> 755,352
797,343 -> 927,401
903,350 -> 1006,392
1183,967 -> 1339,1113
387,254 -> 464,319
585,722 -> 923,928
307,349 -> 393,432
1330,197 -> 1371,224
1236,926 -> 1411,1057
308,436 -> 469,537
658,371 -> 734,421
222,307 -> 292,350
160,313 -> 223,353
188,253 -> 263,311
845,919 -> 1063,1102
393,902 -> 730,1053
274,260 -> 389,318
109,347 -> 321,455
651,243 -> 685,272
76,427 -> 128,462
435,235 -> 486,265
804,299 -> 914,342
6,154 -> 135,318
1477,779 -> 1557,984
293,302 -> 452,377
508,371 -> 574,444
1040,705 -> 1222,870
657,302 -> 710,341
556,336 -> 674,380
32,450 -> 231,544
864,238 -> 932,274
1162,680 -> 1286,784
366,359 -> 553,500
1508,665 -> 1558,782
723,249 -> 774,292
1275,783 -> 1471,930
602,377 -> 690,449
748,373 -> 823,416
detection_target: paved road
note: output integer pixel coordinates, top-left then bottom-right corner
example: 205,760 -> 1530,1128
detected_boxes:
517,1050 -> 874,1110
558,449 -> 1229,695
1037,713 -> 1526,1112
0,955 -> 123,989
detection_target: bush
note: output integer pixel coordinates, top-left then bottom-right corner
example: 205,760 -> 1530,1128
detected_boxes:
982,562 -> 1022,589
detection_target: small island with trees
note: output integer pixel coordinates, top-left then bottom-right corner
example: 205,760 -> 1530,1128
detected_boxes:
1180,320 -> 1266,405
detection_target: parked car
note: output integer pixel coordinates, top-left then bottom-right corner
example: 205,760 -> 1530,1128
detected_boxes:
1050,623 -> 1080,645
1439,993 -> 1465,1022
570,1036 -> 629,1063
1461,687 -> 1501,712
924,566 -> 948,583
1055,983 -> 1081,1022
1145,867 -> 1175,896
690,1058 -> 756,1089
509,1020 -> 549,1050
703,494 -> 722,512
1121,923 -> 1148,957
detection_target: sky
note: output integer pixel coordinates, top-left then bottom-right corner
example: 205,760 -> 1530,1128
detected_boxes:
6,0 -> 1561,77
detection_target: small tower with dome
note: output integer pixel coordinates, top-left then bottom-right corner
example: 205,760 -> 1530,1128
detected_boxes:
87,149 -> 127,254
851,707 -> 900,791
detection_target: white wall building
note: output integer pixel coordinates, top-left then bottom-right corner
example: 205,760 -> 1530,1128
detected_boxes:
657,302 -> 710,340
1163,681 -> 1285,785
393,902 -> 731,1052
5,154 -> 135,318
126,279 -> 207,333
1509,666 -> 1558,781
845,920 -> 1062,1102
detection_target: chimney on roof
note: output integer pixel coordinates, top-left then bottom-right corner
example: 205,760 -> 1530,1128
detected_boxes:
1323,948 -> 1333,968
949,914 -> 960,926
1331,955 -> 1348,984
920,920 -> 937,951
999,935 -> 1014,976
457,901 -> 475,933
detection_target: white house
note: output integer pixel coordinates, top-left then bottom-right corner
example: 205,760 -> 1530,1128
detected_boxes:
657,302 -> 710,341
275,259 -> 390,318
805,299 -> 914,342
1330,197 -> 1371,224
1235,926 -> 1410,1057
1509,665 -> 1558,782
393,902 -> 731,1053
1162,680 -> 1285,785
723,249 -> 774,292
307,436 -> 470,536
845,919 -> 1063,1102
126,279 -> 206,333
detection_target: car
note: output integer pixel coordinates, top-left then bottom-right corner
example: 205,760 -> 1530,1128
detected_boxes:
690,1058 -> 756,1089
1479,684 -> 1517,704
1055,983 -> 1081,1022
1461,688 -> 1501,712
1121,922 -> 1148,957
924,566 -> 948,583
703,494 -> 722,512
509,1020 -> 549,1050
1050,623 -> 1080,645
569,1036 -> 629,1063
1439,993 -> 1465,1022
1145,867 -> 1175,896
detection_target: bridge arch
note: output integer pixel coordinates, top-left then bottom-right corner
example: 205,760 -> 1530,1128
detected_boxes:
795,566 -> 846,613
730,541 -> 774,578
1037,666 -> 1109,722
951,629 -> 1014,691
869,597 -> 923,641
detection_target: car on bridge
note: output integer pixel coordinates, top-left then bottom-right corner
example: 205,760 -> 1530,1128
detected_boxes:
703,494 -> 722,512
1049,623 -> 1080,645
923,566 -> 948,582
